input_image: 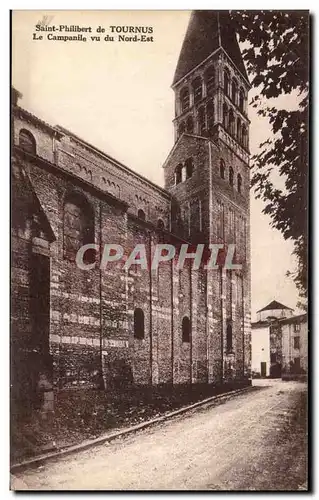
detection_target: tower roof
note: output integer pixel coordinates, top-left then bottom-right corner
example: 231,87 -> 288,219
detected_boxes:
257,300 -> 294,313
173,10 -> 249,86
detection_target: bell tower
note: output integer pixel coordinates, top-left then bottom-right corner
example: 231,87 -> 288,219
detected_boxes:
164,10 -> 250,242
172,11 -> 250,152
163,10 -> 251,383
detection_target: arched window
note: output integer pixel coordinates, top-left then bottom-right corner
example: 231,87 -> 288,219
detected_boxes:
239,88 -> 245,112
220,159 -> 226,179
186,115 -> 194,134
134,308 -> 144,339
226,322 -> 233,352
157,218 -> 165,230
180,87 -> 190,112
231,78 -> 238,103
224,68 -> 230,96
185,158 -> 193,179
242,125 -> 248,149
181,164 -> 187,183
137,209 -> 146,221
175,164 -> 183,185
233,118 -> 237,139
198,107 -> 206,135
192,77 -> 202,104
229,166 -> 234,187
223,103 -> 228,129
228,108 -> 234,135
19,129 -> 36,155
207,100 -> 214,133
237,118 -> 242,143
205,66 -> 215,96
178,121 -> 185,138
182,316 -> 191,343
63,192 -> 95,263
237,173 -> 242,193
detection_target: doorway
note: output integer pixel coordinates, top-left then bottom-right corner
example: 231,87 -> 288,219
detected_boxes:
260,361 -> 267,378
29,252 -> 52,405
30,253 -> 50,355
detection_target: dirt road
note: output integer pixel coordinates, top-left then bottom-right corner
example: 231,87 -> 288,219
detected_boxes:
11,379 -> 307,491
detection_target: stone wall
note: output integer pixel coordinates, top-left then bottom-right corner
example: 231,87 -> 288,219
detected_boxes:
12,99 -> 251,394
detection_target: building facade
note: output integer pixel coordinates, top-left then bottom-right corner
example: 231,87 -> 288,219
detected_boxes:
277,314 -> 308,379
11,11 -> 251,406
251,300 -> 307,379
251,323 -> 270,378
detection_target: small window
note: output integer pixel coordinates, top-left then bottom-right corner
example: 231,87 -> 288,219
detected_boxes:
220,159 -> 225,179
19,129 -> 36,155
228,108 -> 234,134
224,69 -> 230,96
242,125 -> 247,148
134,308 -> 145,339
180,87 -> 190,112
294,323 -> 301,332
231,78 -> 238,103
294,336 -> 300,349
233,119 -> 237,139
237,118 -> 242,142
137,209 -> 146,221
182,316 -> 191,343
186,116 -> 194,134
237,174 -> 242,193
239,88 -> 245,112
157,219 -> 165,230
223,103 -> 228,129
175,164 -> 183,185
192,77 -> 202,104
185,158 -> 193,179
229,166 -> 234,187
205,66 -> 215,96
226,322 -> 233,352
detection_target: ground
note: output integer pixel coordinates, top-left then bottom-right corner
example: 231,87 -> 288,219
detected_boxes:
11,381 -> 250,461
11,379 -> 308,491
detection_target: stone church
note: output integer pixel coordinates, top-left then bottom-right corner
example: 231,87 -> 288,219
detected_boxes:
11,11 -> 251,405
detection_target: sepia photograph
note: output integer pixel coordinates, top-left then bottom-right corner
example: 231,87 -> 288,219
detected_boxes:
10,9 -> 309,491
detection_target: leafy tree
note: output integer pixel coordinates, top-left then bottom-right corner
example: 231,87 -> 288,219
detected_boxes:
230,10 -> 309,305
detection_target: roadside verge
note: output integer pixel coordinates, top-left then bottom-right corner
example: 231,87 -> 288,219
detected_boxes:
11,385 -> 256,474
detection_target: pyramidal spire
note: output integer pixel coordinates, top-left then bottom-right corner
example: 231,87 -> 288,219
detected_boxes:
173,10 -> 248,86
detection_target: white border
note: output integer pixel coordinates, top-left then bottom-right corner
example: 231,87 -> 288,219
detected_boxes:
2,3 -> 315,498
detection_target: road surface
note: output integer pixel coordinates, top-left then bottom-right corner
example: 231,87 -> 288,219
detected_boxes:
11,379 -> 307,491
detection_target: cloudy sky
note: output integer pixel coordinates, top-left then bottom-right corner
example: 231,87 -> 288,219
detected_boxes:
12,10 -> 301,319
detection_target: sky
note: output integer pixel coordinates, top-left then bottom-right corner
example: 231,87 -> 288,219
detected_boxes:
11,10 -> 302,320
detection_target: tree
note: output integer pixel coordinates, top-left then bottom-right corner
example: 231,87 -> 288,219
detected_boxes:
230,10 -> 309,303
